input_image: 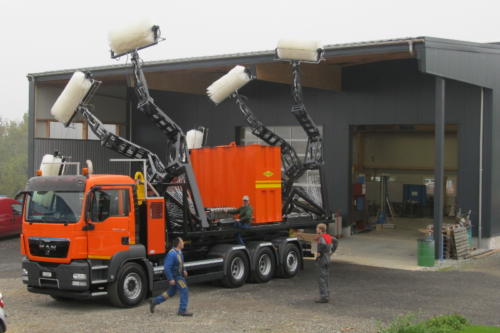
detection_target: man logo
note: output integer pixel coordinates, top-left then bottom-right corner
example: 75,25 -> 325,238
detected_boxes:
39,242 -> 57,256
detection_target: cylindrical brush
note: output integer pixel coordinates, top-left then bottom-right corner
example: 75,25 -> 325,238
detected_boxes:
206,65 -> 253,104
276,39 -> 323,62
108,19 -> 160,57
50,71 -> 92,124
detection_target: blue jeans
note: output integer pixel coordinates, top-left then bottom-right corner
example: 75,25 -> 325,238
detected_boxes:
234,221 -> 249,245
153,277 -> 189,313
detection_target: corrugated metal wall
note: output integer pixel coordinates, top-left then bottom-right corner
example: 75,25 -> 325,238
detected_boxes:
34,139 -> 129,176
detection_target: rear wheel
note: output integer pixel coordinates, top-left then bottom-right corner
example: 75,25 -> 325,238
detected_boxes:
222,251 -> 249,288
280,243 -> 300,278
109,262 -> 147,307
251,247 -> 276,283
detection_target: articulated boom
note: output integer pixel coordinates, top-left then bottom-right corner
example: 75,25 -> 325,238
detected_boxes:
130,51 -> 209,229
229,66 -> 329,219
79,105 -> 167,184
290,62 -> 323,169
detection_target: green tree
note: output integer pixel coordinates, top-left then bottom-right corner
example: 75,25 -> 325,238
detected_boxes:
0,113 -> 28,198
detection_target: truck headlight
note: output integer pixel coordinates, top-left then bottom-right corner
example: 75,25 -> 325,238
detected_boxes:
22,268 -> 28,276
72,273 -> 87,280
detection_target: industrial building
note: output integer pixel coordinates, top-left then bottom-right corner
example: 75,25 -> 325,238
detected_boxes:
27,37 -> 500,259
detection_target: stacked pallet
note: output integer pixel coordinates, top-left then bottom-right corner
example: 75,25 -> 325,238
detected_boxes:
451,226 -> 470,259
424,224 -> 470,259
442,226 -> 453,259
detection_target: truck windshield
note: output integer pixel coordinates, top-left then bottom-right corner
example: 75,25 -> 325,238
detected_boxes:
26,191 -> 84,223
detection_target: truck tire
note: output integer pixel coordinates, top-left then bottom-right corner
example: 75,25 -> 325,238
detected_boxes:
251,247 -> 275,283
222,251 -> 249,288
280,243 -> 300,278
108,262 -> 147,307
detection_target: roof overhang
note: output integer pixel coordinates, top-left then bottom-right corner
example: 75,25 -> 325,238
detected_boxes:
30,37 -> 426,94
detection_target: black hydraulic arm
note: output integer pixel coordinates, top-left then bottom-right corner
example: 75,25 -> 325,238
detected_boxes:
78,105 -> 168,184
129,51 -> 209,229
233,93 -> 328,218
290,61 -> 323,169
234,93 -> 303,184
130,51 -> 188,179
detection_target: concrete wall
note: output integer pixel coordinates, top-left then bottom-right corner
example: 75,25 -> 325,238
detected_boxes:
129,59 -> 485,235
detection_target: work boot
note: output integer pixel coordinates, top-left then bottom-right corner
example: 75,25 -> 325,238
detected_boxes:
314,298 -> 329,303
149,299 -> 156,313
178,311 -> 193,317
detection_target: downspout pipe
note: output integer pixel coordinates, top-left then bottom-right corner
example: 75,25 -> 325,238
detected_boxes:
478,87 -> 484,248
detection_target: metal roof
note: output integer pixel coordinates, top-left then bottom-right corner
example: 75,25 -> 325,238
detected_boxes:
28,37 -> 426,79
29,36 -> 500,81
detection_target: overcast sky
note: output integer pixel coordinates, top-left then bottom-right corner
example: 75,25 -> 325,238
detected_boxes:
1,0 -> 499,121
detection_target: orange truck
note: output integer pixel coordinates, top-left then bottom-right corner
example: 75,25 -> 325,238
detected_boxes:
19,147 -> 327,307
20,33 -> 331,307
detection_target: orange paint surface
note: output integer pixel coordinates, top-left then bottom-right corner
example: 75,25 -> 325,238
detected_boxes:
190,143 -> 282,223
146,198 -> 166,255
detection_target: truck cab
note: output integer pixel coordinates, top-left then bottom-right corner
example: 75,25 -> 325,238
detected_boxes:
20,174 -> 159,306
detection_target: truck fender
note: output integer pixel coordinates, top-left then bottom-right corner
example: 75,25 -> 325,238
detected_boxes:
107,245 -> 147,283
272,237 -> 304,271
245,241 -> 277,275
208,244 -> 250,275
140,259 -> 154,293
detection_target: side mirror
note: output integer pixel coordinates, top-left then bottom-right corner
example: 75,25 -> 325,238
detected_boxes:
82,222 -> 95,231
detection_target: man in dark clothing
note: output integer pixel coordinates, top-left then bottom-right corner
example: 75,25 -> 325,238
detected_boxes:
227,195 -> 253,245
315,223 -> 332,303
149,237 -> 193,316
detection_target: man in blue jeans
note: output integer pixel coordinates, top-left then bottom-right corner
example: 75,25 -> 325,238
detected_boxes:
149,237 -> 192,316
227,195 -> 253,245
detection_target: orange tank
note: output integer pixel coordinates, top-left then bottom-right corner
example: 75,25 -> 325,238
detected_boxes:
190,143 -> 282,223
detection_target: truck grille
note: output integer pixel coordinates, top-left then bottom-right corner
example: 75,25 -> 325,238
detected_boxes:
28,237 -> 69,258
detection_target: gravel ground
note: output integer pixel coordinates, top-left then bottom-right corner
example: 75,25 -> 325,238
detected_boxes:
1,236 -> 500,333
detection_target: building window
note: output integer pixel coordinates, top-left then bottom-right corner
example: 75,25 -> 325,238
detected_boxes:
49,121 -> 83,139
240,125 -> 324,204
36,120 -> 121,140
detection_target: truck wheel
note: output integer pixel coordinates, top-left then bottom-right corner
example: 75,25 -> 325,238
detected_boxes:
280,243 -> 300,278
109,262 -> 147,307
222,251 -> 249,288
251,247 -> 275,283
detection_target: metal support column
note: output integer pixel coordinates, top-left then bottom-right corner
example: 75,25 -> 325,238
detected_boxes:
28,76 -> 35,177
434,77 -> 445,260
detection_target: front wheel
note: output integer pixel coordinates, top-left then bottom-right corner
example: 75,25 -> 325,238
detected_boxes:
221,251 -> 249,288
280,243 -> 301,278
108,262 -> 147,307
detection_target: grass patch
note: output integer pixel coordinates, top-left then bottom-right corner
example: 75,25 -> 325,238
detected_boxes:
378,314 -> 500,333
461,326 -> 500,333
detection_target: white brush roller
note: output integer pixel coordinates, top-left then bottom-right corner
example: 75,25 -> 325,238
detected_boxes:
207,65 -> 252,104
108,19 -> 158,56
51,71 -> 92,124
276,39 -> 323,62
40,154 -> 63,177
186,129 -> 204,149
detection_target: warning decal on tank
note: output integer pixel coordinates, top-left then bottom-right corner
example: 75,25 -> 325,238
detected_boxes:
255,179 -> 281,189
263,170 -> 274,177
